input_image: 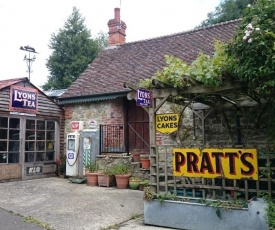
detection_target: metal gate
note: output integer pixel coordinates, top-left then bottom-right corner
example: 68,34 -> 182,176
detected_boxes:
99,124 -> 126,154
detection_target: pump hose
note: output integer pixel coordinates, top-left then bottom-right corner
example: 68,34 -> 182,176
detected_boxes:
66,142 -> 80,167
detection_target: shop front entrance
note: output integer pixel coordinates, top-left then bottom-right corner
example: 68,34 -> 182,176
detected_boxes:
0,115 -> 58,181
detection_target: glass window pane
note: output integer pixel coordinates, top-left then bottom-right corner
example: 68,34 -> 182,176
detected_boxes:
37,131 -> 45,140
25,153 -> 35,162
0,117 -> 8,128
46,151 -> 54,161
36,152 -> 45,162
0,141 -> 7,151
37,121 -> 45,130
10,130 -> 20,140
27,134 -> 36,141
0,153 -> 7,163
26,141 -> 35,151
10,118 -> 20,128
26,120 -> 35,130
47,131 -> 55,140
37,142 -> 45,151
47,121 -> 55,130
47,131 -> 54,141
8,152 -> 19,163
0,129 -> 7,139
25,131 -> 34,140
9,141 -> 19,151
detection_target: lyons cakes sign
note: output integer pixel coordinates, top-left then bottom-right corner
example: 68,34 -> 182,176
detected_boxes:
9,85 -> 38,113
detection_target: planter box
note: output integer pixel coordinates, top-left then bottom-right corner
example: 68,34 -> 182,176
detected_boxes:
98,174 -> 114,187
144,198 -> 268,230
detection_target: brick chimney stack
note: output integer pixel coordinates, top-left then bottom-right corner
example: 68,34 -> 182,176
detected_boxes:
107,8 -> 127,46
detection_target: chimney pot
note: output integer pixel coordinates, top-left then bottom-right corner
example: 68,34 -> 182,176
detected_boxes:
108,8 -> 127,46
114,8 -> 120,20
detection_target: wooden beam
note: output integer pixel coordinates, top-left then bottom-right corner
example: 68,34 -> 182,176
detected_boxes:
182,83 -> 244,94
152,79 -> 173,88
152,88 -> 179,98
123,82 -> 138,90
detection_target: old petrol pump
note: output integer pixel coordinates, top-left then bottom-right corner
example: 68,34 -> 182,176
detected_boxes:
66,121 -> 84,176
79,120 -> 100,176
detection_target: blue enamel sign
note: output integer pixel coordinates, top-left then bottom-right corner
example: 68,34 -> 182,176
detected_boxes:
9,85 -> 38,113
136,88 -> 151,107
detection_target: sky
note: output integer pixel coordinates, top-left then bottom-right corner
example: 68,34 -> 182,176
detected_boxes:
0,0 -> 221,89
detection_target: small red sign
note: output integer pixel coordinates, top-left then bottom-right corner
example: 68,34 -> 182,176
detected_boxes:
71,121 -> 80,131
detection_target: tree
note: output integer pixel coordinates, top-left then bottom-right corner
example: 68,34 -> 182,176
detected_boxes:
199,0 -> 254,27
42,7 -> 108,90
226,0 -> 275,96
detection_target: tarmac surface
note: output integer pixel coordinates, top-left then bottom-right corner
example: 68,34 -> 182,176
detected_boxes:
0,177 -> 172,230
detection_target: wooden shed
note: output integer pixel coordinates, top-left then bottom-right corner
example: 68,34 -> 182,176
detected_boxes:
0,77 -> 64,181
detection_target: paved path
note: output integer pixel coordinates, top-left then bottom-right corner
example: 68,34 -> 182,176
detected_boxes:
0,178 -> 170,230
0,207 -> 44,230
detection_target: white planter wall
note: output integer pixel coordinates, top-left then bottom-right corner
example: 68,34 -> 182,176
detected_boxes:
144,198 -> 268,230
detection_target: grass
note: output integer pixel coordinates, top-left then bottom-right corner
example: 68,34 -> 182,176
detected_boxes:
100,213 -> 143,230
23,215 -> 55,230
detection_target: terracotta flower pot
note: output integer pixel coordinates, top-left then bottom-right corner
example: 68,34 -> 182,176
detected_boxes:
132,152 -> 141,162
141,159 -> 150,169
115,174 -> 130,189
86,172 -> 98,186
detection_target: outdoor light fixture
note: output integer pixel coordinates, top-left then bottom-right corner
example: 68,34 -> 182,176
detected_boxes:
19,45 -> 38,82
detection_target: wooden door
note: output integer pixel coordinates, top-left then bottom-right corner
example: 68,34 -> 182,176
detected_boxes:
127,100 -> 149,153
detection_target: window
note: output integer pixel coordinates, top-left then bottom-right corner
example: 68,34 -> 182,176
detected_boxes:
0,116 -> 20,164
25,119 -> 55,163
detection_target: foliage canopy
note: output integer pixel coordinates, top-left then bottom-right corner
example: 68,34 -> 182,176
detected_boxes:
199,0 -> 254,27
226,0 -> 275,96
141,0 -> 275,98
42,7 -> 108,90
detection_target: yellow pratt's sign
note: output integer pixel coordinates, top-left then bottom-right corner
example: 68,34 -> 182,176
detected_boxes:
156,113 -> 179,134
173,148 -> 258,180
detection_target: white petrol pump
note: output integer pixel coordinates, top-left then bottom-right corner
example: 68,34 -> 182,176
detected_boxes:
66,121 -> 84,176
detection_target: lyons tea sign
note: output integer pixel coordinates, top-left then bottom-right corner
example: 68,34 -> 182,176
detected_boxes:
173,148 -> 258,180
9,85 -> 38,113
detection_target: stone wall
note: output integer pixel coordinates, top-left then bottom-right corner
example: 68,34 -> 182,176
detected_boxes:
96,155 -> 150,180
64,98 -> 124,136
157,101 -> 269,150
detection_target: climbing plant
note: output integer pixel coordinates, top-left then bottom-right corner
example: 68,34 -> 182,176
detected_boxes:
141,0 -> 275,97
226,0 -> 275,97
139,41 -> 227,89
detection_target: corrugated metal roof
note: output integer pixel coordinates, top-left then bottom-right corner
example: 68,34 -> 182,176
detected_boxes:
44,89 -> 67,97
58,91 -> 129,105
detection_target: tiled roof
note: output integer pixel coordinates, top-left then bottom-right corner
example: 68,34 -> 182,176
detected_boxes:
0,77 -> 27,90
60,20 -> 240,99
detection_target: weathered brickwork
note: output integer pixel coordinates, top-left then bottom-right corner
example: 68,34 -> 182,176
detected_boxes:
64,98 -> 124,138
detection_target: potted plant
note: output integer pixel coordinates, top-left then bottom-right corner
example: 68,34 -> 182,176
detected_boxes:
129,177 -> 141,190
131,149 -> 142,162
55,153 -> 66,177
140,154 -> 150,169
139,179 -> 151,191
86,162 -> 98,186
111,162 -> 131,189
97,166 -> 114,187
